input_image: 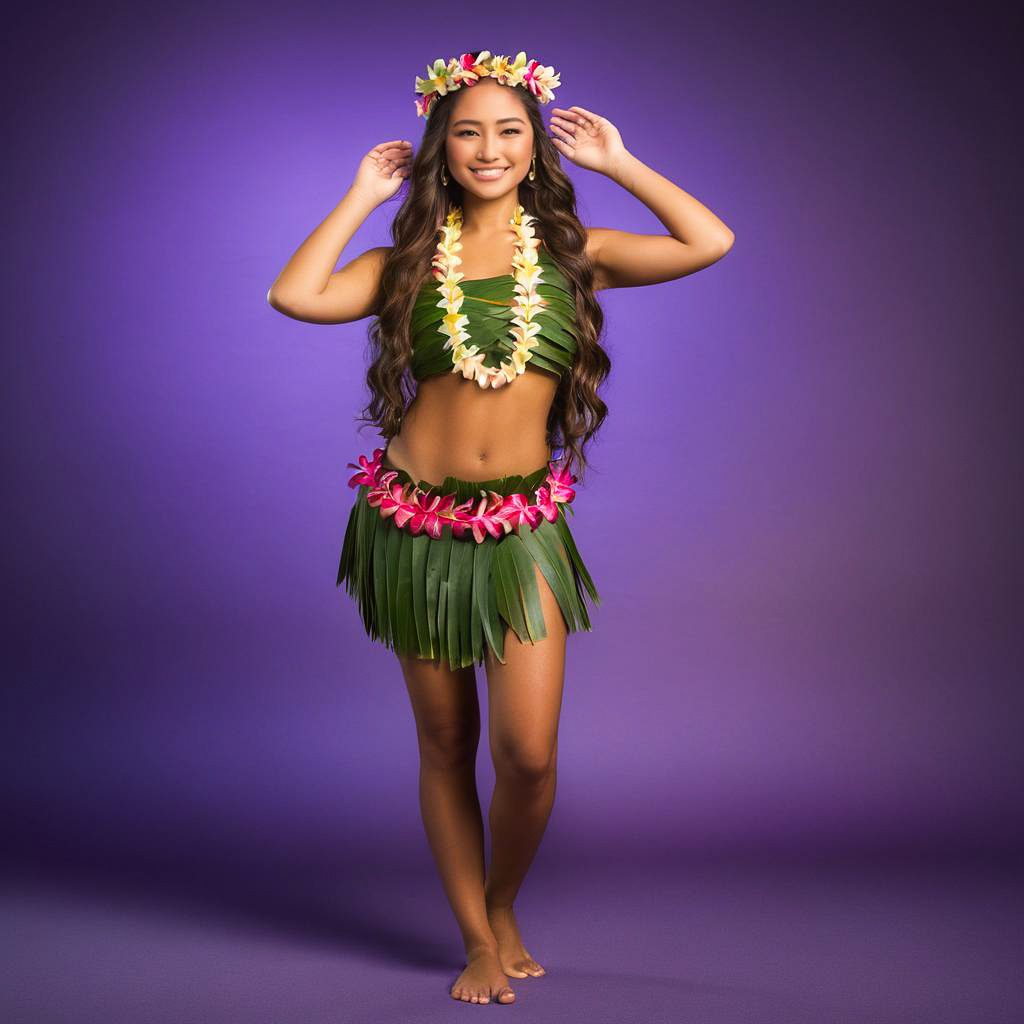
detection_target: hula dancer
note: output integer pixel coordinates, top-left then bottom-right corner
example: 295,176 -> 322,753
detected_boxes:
268,48 -> 734,1005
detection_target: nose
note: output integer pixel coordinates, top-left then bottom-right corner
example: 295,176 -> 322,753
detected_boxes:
476,137 -> 504,162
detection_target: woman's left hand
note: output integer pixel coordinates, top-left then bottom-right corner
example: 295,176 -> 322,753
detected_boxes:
548,106 -> 628,176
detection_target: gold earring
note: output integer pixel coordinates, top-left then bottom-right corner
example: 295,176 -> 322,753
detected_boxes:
440,162 -> 448,185
528,153 -> 536,181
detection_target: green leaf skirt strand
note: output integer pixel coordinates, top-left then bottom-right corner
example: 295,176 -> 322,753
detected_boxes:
337,446 -> 601,669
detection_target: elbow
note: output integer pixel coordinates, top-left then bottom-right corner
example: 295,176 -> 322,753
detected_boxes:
702,232 -> 734,267
267,287 -> 290,314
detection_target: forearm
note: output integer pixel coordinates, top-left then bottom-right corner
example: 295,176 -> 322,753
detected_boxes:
267,187 -> 379,301
606,151 -> 734,249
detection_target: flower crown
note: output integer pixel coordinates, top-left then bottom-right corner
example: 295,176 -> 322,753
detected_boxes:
414,50 -> 560,120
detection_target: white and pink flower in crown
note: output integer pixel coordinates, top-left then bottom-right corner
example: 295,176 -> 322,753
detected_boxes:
414,51 -> 560,119
520,59 -> 560,104
346,447 -> 577,544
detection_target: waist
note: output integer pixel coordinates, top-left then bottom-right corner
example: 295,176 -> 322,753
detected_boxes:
382,442 -> 551,492
386,377 -> 555,485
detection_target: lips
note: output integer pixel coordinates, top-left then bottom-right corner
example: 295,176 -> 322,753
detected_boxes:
470,167 -> 509,179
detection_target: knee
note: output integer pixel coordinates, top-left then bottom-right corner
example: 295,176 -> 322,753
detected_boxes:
417,719 -> 481,770
492,741 -> 556,785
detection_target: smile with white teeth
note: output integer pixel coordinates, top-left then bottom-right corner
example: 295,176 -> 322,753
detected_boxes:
470,166 -> 509,179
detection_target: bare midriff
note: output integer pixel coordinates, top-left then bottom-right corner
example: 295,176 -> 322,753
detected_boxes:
383,368 -> 559,485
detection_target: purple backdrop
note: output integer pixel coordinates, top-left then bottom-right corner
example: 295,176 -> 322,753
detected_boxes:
3,2 -> 1021,1020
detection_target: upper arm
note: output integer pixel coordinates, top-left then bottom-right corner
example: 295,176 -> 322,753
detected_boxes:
586,227 -> 733,290
267,246 -> 392,324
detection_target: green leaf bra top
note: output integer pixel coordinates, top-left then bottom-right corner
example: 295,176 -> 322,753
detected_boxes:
409,212 -> 579,387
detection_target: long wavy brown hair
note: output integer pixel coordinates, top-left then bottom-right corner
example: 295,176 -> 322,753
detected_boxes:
356,50 -> 611,484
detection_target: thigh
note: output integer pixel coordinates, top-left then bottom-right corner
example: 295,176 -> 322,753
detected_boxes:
483,562 -> 567,775
398,652 -> 481,763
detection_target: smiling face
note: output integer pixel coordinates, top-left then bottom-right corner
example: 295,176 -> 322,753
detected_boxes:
445,78 -> 535,196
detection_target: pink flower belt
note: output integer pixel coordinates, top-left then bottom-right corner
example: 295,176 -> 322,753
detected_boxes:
347,447 -> 577,544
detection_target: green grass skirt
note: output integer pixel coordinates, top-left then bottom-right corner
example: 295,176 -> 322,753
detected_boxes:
336,459 -> 601,669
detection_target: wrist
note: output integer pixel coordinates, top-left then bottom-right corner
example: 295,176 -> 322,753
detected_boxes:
605,150 -> 639,186
346,185 -> 382,212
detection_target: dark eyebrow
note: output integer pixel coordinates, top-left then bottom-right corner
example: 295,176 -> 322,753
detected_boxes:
451,117 -> 526,127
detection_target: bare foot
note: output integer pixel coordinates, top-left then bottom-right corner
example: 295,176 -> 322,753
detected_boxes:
450,945 -> 516,1004
485,901 -> 546,977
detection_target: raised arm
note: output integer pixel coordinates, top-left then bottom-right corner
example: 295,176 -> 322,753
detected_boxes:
588,151 -> 734,289
267,139 -> 412,324
549,106 -> 734,289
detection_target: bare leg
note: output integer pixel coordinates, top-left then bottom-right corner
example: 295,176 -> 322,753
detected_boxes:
483,562 -> 567,978
397,652 -> 515,1005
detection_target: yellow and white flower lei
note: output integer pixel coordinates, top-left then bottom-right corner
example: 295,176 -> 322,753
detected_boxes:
431,203 -> 548,389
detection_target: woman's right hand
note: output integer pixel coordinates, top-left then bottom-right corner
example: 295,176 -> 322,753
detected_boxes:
351,139 -> 414,206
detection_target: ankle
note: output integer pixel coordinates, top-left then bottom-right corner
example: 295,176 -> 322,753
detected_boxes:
465,937 -> 499,958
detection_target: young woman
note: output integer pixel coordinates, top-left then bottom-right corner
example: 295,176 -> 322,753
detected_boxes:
268,49 -> 733,1006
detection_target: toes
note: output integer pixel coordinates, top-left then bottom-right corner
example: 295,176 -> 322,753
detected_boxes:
498,987 -> 516,1002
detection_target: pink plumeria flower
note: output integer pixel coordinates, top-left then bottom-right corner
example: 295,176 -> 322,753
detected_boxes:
347,447 -> 385,488
545,463 -> 577,504
367,472 -> 406,514
347,448 -> 579,542
365,469 -> 400,505
533,484 -> 561,523
405,488 -> 458,539
382,483 -> 422,526
496,491 -> 543,530
451,490 -> 512,543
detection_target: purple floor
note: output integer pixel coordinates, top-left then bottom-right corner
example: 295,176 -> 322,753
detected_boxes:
3,851 -> 1021,1022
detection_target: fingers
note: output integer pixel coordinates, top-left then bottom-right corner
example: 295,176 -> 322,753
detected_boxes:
372,141 -> 414,161
371,139 -> 414,177
382,151 -> 414,178
549,123 -> 575,148
549,107 -> 600,133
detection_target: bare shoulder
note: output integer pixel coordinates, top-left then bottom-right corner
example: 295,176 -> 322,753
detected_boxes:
268,245 -> 393,325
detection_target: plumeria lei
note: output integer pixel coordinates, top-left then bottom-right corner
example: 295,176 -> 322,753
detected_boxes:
347,447 -> 577,544
433,203 -> 547,389
414,50 -> 560,119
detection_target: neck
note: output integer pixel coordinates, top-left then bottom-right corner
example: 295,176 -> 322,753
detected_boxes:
456,191 -> 522,235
